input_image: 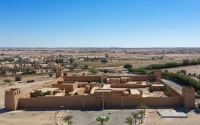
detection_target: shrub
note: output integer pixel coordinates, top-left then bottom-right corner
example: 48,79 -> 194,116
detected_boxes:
15,76 -> 22,81
82,73 -> 85,76
4,79 -> 12,83
34,90 -> 51,96
88,81 -> 91,83
101,59 -> 108,63
1,68 -> 7,75
183,59 -> 190,66
163,84 -> 169,96
22,67 -> 36,74
123,64 -> 133,69
104,69 -> 108,73
98,80 -> 102,83
63,72 -> 67,76
65,90 -> 70,94
74,92 -> 78,95
49,73 -> 53,77
89,68 -> 99,74
146,62 -> 181,70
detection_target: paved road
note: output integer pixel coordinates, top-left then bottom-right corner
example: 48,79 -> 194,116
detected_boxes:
63,109 -> 138,125
162,79 -> 182,91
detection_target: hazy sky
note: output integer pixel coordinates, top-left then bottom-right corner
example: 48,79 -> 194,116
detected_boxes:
0,0 -> 200,47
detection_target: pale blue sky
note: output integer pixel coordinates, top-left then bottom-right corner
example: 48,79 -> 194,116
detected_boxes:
0,0 -> 200,47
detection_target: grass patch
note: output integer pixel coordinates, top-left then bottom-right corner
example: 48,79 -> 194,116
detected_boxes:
96,116 -> 110,122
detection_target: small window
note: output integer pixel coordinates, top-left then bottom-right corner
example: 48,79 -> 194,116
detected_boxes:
96,97 -> 98,99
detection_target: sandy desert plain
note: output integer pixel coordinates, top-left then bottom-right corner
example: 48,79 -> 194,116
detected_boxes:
0,48 -> 200,125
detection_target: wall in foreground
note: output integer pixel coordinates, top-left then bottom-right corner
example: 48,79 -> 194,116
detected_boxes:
18,95 -> 182,110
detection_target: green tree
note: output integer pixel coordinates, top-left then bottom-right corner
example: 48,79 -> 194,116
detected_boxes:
124,117 -> 134,125
49,73 -> 53,77
63,115 -> 74,125
69,58 -> 75,64
197,90 -> 200,97
123,64 -> 133,69
131,112 -> 138,125
180,69 -> 186,75
198,74 -> 200,82
183,59 -> 190,66
104,69 -> 108,73
138,110 -> 145,123
128,68 -> 147,75
53,67 -> 57,72
84,64 -> 89,69
193,73 -> 197,78
163,84 -> 169,96
1,68 -> 7,75
161,72 -> 200,91
89,68 -> 99,74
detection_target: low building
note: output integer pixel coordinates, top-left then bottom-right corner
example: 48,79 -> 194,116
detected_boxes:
48,62 -> 60,69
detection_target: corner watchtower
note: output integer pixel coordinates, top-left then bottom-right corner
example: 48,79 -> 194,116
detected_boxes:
5,88 -> 21,111
154,70 -> 161,78
182,86 -> 195,109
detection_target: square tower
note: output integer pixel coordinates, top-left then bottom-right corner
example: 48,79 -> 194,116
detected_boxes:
154,70 -> 161,78
182,86 -> 195,109
5,88 -> 21,111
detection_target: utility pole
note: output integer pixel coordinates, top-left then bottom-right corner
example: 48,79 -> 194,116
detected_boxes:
122,95 -> 123,109
82,94 -> 84,110
60,106 -> 64,125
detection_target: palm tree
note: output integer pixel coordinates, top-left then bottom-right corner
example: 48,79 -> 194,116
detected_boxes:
139,103 -> 148,115
124,117 -> 134,125
63,115 -> 73,125
138,110 -> 145,123
131,112 -> 138,125
98,117 -> 105,125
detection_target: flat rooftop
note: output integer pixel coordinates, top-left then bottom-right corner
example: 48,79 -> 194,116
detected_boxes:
37,88 -> 58,92
94,89 -> 112,93
130,89 -> 140,94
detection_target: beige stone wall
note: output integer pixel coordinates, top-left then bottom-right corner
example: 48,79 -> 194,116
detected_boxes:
63,75 -> 155,82
108,78 -> 120,84
18,95 -> 183,110
182,86 -> 195,108
111,84 -> 149,88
